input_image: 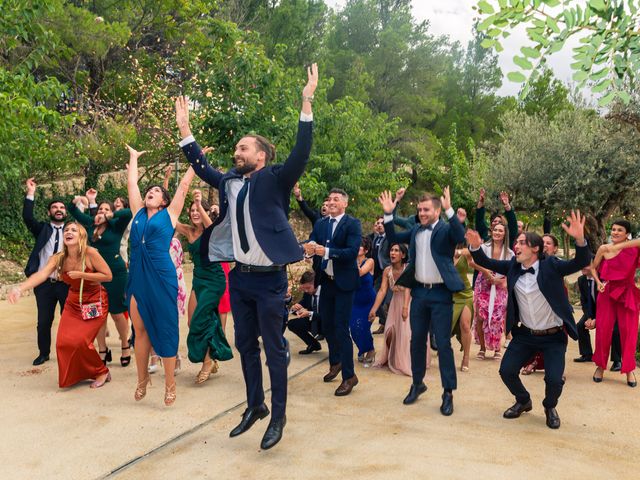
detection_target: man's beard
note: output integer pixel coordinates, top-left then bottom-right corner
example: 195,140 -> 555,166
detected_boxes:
49,212 -> 66,222
234,159 -> 258,175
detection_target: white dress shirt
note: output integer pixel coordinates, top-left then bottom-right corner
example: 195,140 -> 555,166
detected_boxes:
513,261 -> 563,330
323,213 -> 345,276
39,223 -> 64,279
383,208 -> 454,284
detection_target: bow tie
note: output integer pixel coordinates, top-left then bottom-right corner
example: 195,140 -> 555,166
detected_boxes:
520,267 -> 535,275
419,224 -> 433,231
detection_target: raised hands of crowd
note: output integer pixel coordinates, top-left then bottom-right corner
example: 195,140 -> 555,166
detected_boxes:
395,187 -> 406,203
560,209 -> 586,244
477,187 -> 485,208
293,182 -> 303,201
440,186 -> 452,212
175,96 -> 192,139
499,191 -> 512,211
456,208 -> 467,224
25,178 -> 37,196
465,229 -> 483,249
378,190 -> 398,215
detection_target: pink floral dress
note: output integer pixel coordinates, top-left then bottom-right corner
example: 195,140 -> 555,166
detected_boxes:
169,237 -> 187,316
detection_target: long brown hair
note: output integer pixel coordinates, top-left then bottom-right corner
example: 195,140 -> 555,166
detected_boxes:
54,222 -> 89,276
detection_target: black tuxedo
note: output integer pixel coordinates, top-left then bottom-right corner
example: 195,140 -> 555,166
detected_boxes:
576,275 -> 621,361
309,214 -> 361,380
180,120 -> 313,421
471,243 -> 591,409
287,291 -> 322,349
22,197 -> 68,357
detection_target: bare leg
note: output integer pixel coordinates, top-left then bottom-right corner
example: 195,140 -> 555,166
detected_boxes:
219,312 -> 228,333
187,290 -> 196,328
129,297 -> 151,384
96,323 -> 108,360
460,306 -> 472,370
476,314 -> 487,354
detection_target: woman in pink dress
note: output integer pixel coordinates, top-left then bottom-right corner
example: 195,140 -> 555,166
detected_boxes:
369,243 -> 430,376
591,220 -> 639,387
472,222 -> 513,360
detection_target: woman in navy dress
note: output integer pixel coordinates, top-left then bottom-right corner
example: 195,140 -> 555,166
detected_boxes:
350,236 -> 377,366
125,144 -> 195,406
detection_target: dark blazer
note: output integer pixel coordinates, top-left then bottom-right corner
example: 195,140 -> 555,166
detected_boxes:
23,198 -> 54,276
470,244 -> 591,340
309,214 -> 362,292
181,121 -> 313,265
297,198 -> 322,226
385,214 -> 466,292
367,232 -> 390,278
577,274 -> 598,320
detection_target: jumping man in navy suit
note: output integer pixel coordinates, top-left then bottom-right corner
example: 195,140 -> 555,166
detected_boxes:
466,210 -> 589,429
175,64 -> 318,450
379,187 -> 465,416
305,188 -> 362,396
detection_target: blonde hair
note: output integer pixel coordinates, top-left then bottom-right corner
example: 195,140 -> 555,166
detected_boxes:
54,222 -> 89,276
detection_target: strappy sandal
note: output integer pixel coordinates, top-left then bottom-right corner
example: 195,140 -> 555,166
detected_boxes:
476,350 -> 486,360
493,351 -> 502,360
134,376 -> 151,401
521,360 -> 537,375
196,360 -> 218,384
120,346 -> 131,367
148,355 -> 161,374
164,382 -> 176,406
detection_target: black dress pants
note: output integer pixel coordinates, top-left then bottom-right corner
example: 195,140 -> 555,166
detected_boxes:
33,280 -> 69,356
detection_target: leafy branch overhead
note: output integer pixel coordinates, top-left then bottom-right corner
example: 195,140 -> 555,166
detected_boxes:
475,0 -> 640,105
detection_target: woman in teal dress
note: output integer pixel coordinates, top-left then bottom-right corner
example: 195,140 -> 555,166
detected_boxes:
176,189 -> 232,384
125,144 -> 195,407
69,194 -> 132,366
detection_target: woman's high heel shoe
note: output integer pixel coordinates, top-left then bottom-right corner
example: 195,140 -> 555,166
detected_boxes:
196,360 -> 218,384
593,367 -> 604,383
363,350 -> 376,368
99,349 -> 112,366
164,382 -> 177,406
628,373 -> 637,388
134,376 -> 151,401
120,346 -> 131,367
90,371 -> 111,389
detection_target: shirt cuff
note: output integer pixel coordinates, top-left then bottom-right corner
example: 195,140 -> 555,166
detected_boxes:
383,214 -> 394,224
89,203 -> 98,209
324,248 -> 330,260
178,135 -> 195,148
300,112 -> 313,122
445,207 -> 454,219
26,195 -> 34,201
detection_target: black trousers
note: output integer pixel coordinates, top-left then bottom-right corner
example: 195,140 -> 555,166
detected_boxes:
229,268 -> 288,419
288,315 -> 320,349
576,316 -> 621,362
499,326 -> 567,409
33,280 -> 69,356
319,278 -> 355,380
409,285 -> 456,390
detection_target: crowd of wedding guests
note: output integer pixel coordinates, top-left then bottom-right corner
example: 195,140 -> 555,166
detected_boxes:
7,66 -> 639,449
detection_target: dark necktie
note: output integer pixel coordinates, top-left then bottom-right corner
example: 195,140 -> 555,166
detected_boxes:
53,226 -> 62,253
375,235 -> 383,249
312,293 -> 318,314
321,218 -> 336,270
520,267 -> 535,275
236,178 -> 250,253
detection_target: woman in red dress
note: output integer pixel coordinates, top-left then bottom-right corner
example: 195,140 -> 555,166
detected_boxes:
592,220 -> 639,387
9,222 -> 113,388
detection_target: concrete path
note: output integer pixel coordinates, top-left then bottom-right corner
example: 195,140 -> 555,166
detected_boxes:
2,272 -> 638,479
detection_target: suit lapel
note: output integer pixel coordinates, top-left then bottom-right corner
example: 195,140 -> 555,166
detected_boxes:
332,215 -> 348,241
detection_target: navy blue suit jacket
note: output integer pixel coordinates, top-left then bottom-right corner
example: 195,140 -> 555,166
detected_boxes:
23,198 -> 55,276
470,244 -> 591,340
181,121 -> 312,265
309,214 -> 362,292
384,213 -> 466,292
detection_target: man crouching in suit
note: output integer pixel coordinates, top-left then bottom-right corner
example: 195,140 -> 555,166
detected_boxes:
466,210 -> 589,429
305,188 -> 362,396
379,187 -> 465,416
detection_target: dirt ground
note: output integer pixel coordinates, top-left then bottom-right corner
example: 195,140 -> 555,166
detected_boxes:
1,271 -> 638,480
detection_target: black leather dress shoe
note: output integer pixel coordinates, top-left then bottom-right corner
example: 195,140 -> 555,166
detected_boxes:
299,343 -> 321,355
573,355 -> 592,363
440,391 -> 454,416
402,382 -> 427,405
610,361 -> 622,372
32,354 -> 50,366
229,404 -> 270,437
544,407 -> 561,429
260,416 -> 286,450
503,400 -> 533,419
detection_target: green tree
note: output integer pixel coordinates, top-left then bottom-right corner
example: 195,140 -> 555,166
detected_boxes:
518,68 -> 574,118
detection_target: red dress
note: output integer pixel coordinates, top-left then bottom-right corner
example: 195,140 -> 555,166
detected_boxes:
56,270 -> 110,387
218,262 -> 231,314
594,248 -> 640,374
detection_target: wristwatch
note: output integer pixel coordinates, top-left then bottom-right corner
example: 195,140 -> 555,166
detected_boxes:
302,95 -> 314,103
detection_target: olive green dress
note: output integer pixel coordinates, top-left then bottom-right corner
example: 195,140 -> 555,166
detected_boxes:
186,237 -> 233,363
451,254 -> 474,341
69,203 -> 131,313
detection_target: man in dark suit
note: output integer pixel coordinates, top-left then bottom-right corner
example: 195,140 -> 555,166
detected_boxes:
576,266 -> 622,368
467,210 -> 589,429
293,183 -> 327,227
288,270 -> 322,354
379,187 -> 465,416
22,178 -> 69,366
368,215 -> 391,334
175,64 -> 317,450
305,188 -> 362,396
